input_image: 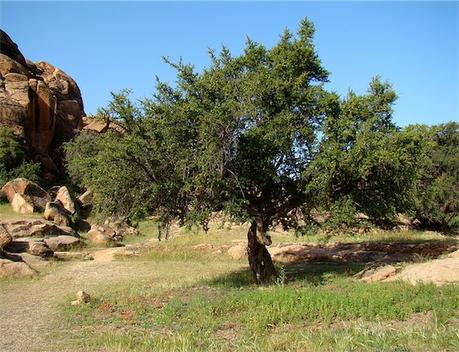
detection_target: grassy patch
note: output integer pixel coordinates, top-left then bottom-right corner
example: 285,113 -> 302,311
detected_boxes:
0,202 -> 43,220
58,262 -> 459,351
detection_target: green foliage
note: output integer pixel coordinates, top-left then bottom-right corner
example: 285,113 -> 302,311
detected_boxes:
0,128 -> 41,187
66,19 -> 331,229
413,122 -> 459,231
306,78 -> 429,227
65,18 -> 439,235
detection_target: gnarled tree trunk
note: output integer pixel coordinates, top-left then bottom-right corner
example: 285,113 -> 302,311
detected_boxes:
247,220 -> 277,284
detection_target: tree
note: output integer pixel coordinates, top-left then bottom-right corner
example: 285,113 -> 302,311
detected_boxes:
413,122 -> 459,231
305,78 -> 429,228
66,18 -> 427,284
67,19 -> 330,283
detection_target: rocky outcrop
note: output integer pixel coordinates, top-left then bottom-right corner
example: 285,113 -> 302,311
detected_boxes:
355,250 -> 459,286
1,178 -> 51,212
4,239 -> 54,257
0,218 -> 83,271
82,116 -> 123,134
0,30 -> 85,178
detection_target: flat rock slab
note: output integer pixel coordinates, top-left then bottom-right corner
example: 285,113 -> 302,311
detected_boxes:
1,219 -> 77,238
44,235 -> 81,251
4,238 -> 53,257
389,257 -> 459,286
53,251 -> 93,261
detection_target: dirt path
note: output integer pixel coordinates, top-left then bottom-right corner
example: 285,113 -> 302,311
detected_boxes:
0,244 -> 242,352
0,254 -> 140,351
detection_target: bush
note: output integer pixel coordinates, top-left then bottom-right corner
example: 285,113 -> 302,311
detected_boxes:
0,128 -> 41,187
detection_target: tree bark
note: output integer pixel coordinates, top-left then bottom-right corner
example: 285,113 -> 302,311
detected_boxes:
247,220 -> 277,284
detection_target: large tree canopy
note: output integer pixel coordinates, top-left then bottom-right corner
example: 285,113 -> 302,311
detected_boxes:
66,18 -> 429,283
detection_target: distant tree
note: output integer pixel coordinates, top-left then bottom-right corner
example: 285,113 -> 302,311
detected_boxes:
0,127 -> 41,188
413,122 -> 459,231
305,78 -> 429,228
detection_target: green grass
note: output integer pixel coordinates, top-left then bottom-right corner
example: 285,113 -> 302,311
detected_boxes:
59,265 -> 459,352
58,219 -> 459,352
0,202 -> 43,220
2,211 -> 457,351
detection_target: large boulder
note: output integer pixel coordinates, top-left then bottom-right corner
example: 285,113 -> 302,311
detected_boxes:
0,30 -> 85,178
0,258 -> 36,278
54,186 -> 77,215
76,190 -> 93,208
227,244 -> 247,260
104,217 -> 139,238
87,225 -> 119,246
44,201 -> 71,227
1,178 -> 51,212
11,193 -> 34,214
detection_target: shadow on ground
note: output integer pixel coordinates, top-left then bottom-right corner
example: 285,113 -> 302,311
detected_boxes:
207,262 -> 366,288
209,238 -> 457,288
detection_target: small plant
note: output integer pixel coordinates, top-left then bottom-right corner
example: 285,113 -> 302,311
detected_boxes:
275,265 -> 287,287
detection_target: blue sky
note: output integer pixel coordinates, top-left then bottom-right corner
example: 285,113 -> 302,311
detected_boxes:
1,1 -> 457,126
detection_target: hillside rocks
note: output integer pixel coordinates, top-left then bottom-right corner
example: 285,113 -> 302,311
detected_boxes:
0,29 -> 85,177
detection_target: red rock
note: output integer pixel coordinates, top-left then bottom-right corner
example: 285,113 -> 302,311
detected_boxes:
0,30 -> 85,177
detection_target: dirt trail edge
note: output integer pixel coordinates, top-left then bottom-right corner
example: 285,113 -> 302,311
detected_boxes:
0,245 -> 158,352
